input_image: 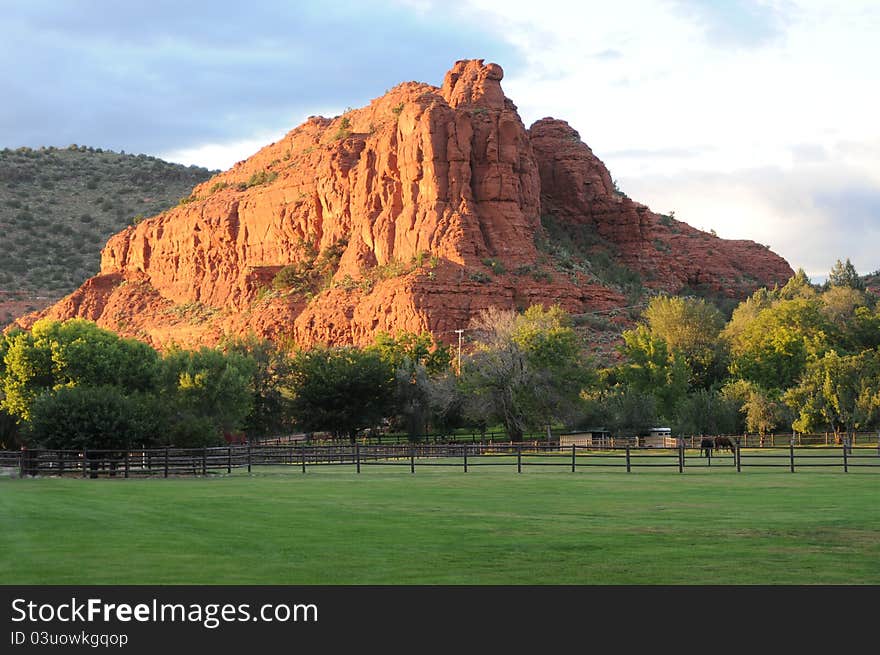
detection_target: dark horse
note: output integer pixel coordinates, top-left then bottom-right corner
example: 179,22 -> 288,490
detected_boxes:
700,437 -> 714,458
714,436 -> 736,454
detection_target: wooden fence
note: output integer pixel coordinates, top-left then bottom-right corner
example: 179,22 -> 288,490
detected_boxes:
680,431 -> 879,448
252,430 -> 554,446
252,430 -> 880,448
3,442 -> 879,478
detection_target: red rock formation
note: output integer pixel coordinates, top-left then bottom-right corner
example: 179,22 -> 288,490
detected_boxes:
17,59 -> 793,348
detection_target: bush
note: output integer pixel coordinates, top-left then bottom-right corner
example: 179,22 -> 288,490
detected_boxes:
164,413 -> 221,448
272,263 -> 312,293
0,408 -> 21,449
28,385 -> 160,450
481,258 -> 506,275
333,117 -> 352,140
244,171 -> 278,188
469,271 -> 491,284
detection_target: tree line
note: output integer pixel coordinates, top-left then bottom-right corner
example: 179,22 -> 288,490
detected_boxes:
1,259 -> 878,450
591,259 -> 880,440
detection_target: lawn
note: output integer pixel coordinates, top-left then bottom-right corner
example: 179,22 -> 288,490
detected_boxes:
2,462 -> 879,584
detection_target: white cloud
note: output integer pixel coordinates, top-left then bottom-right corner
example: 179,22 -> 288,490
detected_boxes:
625,164 -> 880,278
160,137 -> 274,171
429,0 -> 880,276
158,107 -> 343,170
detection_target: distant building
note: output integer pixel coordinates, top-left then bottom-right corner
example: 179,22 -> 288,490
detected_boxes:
559,429 -> 612,448
641,427 -> 675,448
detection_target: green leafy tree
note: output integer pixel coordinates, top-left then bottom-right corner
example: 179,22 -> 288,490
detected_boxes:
617,325 -> 689,421
725,298 -> 831,391
723,287 -> 774,345
159,346 -> 256,445
1,319 -> 160,421
827,258 -> 865,291
569,392 -> 612,432
784,350 -> 880,438
369,331 -> 452,439
462,305 -> 591,441
370,331 -> 451,376
819,286 -> 880,351
847,306 -> 880,351
642,295 -> 725,388
0,333 -> 20,448
29,385 -> 162,451
424,372 -> 466,434
0,407 -> 20,449
674,389 -> 740,436
776,269 -> 818,300
221,335 -> 295,438
287,346 -> 394,441
721,380 -> 786,436
604,388 -> 658,437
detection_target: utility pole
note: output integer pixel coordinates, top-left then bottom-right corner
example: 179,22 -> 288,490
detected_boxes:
454,329 -> 464,376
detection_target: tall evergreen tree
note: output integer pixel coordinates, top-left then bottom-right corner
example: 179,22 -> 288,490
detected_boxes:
828,258 -> 865,291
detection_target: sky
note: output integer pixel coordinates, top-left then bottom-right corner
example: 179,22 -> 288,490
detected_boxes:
3,0 -> 878,280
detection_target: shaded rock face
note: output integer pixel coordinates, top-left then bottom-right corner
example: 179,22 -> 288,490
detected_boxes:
19,59 -> 793,348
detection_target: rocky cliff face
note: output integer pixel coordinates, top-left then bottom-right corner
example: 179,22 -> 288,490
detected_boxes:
18,60 -> 793,348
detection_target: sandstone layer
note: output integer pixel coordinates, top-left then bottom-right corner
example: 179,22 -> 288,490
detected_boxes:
18,60 -> 794,349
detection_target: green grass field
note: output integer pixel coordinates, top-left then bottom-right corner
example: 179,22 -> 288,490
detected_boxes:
2,460 -> 879,585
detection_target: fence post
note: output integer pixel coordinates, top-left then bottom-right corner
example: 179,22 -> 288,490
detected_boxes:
202,447 -> 207,476
843,442 -> 848,473
517,445 -> 522,473
572,444 -> 576,473
301,444 -> 306,474
678,444 -> 683,474
356,443 -> 361,474
736,445 -> 742,473
227,446 -> 232,474
164,448 -> 169,478
463,445 -> 468,473
124,450 -> 129,479
410,445 -> 415,474
247,444 -> 252,474
789,442 -> 795,473
82,449 -> 88,478
625,446 -> 631,473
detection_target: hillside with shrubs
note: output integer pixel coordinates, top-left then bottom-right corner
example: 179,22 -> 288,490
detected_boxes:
0,145 -> 214,323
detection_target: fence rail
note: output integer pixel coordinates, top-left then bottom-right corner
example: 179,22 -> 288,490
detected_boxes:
3,442 -> 879,478
250,430 -> 880,448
